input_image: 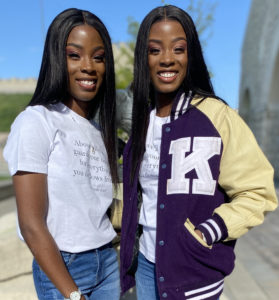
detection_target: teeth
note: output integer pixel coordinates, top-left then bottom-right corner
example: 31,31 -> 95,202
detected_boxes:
159,72 -> 176,78
80,80 -> 94,85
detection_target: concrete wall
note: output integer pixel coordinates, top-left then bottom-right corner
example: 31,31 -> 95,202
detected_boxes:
0,78 -> 36,94
239,0 -> 279,181
0,133 -> 9,176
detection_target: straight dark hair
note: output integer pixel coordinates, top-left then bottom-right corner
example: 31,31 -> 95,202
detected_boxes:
130,5 -> 217,183
29,8 -> 118,185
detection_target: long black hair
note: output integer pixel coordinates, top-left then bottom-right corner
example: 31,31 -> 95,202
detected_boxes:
29,8 -> 118,185
130,5 -> 216,183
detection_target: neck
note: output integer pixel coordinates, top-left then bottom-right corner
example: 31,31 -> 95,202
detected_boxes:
64,98 -> 90,119
155,91 -> 177,117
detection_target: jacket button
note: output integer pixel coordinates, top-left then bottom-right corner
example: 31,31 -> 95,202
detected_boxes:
160,204 -> 165,209
159,240 -> 165,246
165,127 -> 171,132
162,292 -> 168,298
159,276 -> 165,282
161,163 -> 167,169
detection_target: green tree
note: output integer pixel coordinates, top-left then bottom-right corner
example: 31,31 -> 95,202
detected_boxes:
184,0 -> 217,46
114,16 -> 139,89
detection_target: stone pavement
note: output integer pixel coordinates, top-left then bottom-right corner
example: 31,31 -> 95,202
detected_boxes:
0,191 -> 278,299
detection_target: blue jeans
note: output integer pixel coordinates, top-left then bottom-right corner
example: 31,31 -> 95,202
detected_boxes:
135,252 -> 160,300
32,244 -> 120,300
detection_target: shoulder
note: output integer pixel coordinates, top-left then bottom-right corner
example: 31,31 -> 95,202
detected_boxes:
4,105 -> 59,175
9,104 -> 64,142
11,105 -> 46,129
15,104 -> 50,121
12,103 -> 63,129
191,96 -> 242,132
192,96 -> 228,117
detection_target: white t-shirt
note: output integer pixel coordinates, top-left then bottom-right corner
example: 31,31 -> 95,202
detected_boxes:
139,109 -> 169,262
3,103 -> 116,252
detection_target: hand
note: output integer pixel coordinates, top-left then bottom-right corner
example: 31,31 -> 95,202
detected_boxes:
13,172 -> 80,298
194,229 -> 203,240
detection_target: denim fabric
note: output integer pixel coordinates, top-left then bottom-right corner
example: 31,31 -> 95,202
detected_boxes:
135,252 -> 160,300
32,245 -> 120,300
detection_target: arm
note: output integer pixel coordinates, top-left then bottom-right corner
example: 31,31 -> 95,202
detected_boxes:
13,171 -> 85,300
195,104 -> 278,244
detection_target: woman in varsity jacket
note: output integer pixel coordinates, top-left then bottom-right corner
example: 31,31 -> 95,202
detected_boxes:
120,5 -> 278,300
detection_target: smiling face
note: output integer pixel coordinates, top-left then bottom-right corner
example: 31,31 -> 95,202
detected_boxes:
66,24 -> 105,117
148,20 -> 188,97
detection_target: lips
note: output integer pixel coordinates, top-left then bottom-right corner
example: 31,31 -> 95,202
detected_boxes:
76,78 -> 97,90
157,71 -> 178,82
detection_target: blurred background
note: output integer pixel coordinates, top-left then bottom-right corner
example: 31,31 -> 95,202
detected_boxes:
0,0 -> 278,299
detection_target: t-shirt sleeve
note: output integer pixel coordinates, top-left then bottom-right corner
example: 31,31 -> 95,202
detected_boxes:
3,109 -> 53,176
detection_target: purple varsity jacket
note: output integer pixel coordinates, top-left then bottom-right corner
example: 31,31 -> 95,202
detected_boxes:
120,91 -> 277,300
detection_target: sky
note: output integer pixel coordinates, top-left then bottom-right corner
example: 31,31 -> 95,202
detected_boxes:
0,0 -> 251,108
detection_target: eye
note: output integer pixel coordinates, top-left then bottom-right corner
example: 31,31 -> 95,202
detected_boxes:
174,47 -> 186,54
67,52 -> 80,60
94,54 -> 105,62
149,48 -> 160,55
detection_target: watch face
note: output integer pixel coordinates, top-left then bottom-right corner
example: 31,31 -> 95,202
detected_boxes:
70,291 -> 81,300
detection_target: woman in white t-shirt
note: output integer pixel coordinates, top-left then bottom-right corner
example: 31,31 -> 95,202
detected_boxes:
4,8 -> 121,300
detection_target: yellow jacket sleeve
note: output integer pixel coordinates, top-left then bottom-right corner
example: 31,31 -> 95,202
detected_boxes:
196,98 -> 278,241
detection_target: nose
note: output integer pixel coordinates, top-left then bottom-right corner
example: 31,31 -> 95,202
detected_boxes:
159,50 -> 175,67
81,57 -> 94,73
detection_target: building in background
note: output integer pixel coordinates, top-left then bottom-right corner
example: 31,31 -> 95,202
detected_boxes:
0,78 -> 36,94
239,0 -> 279,182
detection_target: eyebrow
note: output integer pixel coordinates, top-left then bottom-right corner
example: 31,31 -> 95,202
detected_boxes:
148,37 -> 186,44
66,43 -> 105,52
